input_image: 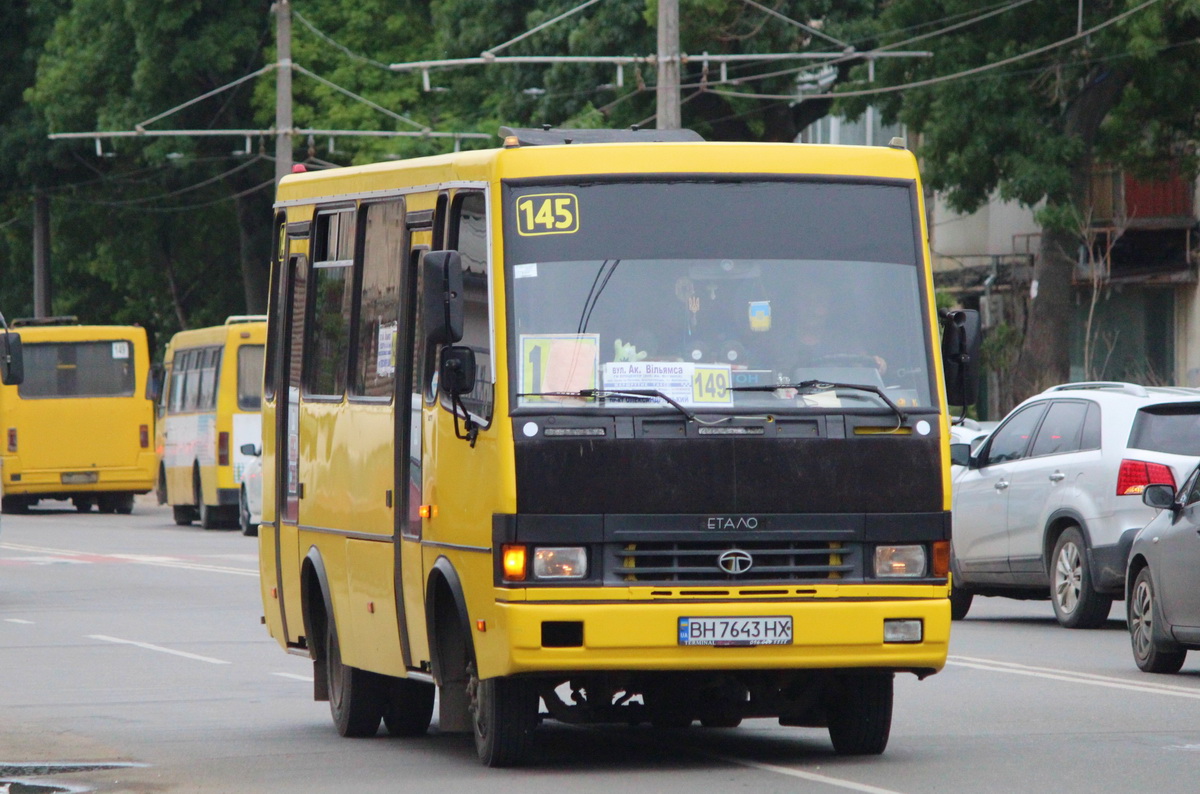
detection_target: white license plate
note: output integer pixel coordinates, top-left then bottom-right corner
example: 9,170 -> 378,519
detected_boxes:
61,472 -> 99,485
678,616 -> 793,646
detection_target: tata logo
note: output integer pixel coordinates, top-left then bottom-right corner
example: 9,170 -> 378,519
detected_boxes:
706,516 -> 759,530
717,549 -> 754,575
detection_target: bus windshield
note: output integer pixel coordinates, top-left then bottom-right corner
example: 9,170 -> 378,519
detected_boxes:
18,340 -> 137,399
505,180 -> 934,413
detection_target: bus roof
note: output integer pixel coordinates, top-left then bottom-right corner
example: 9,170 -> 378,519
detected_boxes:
276,134 -> 921,207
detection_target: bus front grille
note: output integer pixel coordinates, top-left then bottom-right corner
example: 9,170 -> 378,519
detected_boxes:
608,541 -> 859,584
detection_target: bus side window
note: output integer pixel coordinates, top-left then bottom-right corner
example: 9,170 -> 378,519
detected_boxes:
306,208 -> 356,397
353,199 -> 405,399
442,191 -> 492,425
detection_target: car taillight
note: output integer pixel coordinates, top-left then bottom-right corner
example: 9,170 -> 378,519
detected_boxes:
1117,459 -> 1176,496
218,431 -> 230,466
139,424 -> 150,449
6,427 -> 15,453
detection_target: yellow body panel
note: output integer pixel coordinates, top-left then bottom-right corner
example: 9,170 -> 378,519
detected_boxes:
0,324 -> 155,499
261,139 -> 953,695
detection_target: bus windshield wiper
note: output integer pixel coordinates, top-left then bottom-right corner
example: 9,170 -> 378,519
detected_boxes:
729,379 -> 908,424
517,388 -> 696,423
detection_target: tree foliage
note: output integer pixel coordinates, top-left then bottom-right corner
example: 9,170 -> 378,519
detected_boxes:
836,0 -> 1200,398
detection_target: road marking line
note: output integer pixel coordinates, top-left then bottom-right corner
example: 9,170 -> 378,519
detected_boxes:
88,634 -> 232,665
948,655 -> 1200,699
712,754 -> 906,794
0,543 -> 256,577
272,672 -> 314,682
4,619 -> 34,625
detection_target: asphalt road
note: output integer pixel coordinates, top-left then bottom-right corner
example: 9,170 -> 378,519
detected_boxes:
2,499 -> 1198,793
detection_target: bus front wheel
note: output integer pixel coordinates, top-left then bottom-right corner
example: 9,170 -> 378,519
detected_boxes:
827,672 -> 893,756
468,666 -> 536,767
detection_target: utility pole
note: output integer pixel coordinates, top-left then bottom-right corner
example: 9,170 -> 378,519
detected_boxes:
32,192 -> 52,318
274,0 -> 293,183
656,0 -> 681,130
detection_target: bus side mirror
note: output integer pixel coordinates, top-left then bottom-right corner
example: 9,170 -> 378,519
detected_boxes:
942,309 -> 981,407
440,345 -> 476,397
0,332 -> 23,386
423,251 -> 464,348
146,363 -> 164,402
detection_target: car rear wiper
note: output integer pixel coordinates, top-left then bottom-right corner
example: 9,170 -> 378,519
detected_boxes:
517,388 -> 696,423
728,379 -> 908,424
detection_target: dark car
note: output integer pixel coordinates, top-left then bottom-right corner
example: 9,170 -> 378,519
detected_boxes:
1126,462 -> 1200,673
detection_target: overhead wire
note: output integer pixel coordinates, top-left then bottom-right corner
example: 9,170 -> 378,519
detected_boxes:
700,0 -> 1164,102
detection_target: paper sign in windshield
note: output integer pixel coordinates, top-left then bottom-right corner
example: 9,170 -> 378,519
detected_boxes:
602,362 -> 733,406
520,334 -> 599,402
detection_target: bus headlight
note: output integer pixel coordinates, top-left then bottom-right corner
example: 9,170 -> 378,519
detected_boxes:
874,545 -> 926,578
532,547 -> 588,579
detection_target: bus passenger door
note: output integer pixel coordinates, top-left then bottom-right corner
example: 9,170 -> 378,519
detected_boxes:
276,252 -> 307,644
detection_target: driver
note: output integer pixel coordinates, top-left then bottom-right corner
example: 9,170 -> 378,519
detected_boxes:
790,280 -> 887,377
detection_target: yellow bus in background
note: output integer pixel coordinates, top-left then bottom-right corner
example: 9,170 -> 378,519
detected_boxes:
259,127 -> 980,766
0,317 -> 156,514
158,316 -> 266,529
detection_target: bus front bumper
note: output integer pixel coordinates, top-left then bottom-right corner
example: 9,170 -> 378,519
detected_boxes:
485,593 -> 950,677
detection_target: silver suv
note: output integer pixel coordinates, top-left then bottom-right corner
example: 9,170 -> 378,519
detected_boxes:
950,382 -> 1200,628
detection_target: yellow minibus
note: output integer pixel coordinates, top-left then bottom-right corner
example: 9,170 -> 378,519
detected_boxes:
158,316 -> 266,529
0,317 -> 156,514
259,127 -> 980,765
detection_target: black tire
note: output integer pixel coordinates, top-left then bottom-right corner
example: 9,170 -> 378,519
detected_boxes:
194,468 -> 220,530
325,613 -> 384,737
172,505 -> 195,526
470,670 -> 537,767
239,486 -> 257,536
156,468 -> 168,505
1,496 -> 30,514
1050,527 -> 1113,629
382,677 -> 435,737
1128,566 -> 1187,674
72,496 -> 95,513
827,673 -> 893,756
96,495 -> 117,514
949,581 -> 974,621
114,494 -> 135,515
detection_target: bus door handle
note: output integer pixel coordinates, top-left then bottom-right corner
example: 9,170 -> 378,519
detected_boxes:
1049,471 -> 1066,482
994,479 -> 1009,491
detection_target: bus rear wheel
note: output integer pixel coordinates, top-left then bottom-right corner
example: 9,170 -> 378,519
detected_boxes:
1,496 -> 31,514
325,612 -> 384,737
383,677 -> 435,737
827,672 -> 893,756
72,496 -> 95,513
469,666 -> 537,767
172,505 -> 195,526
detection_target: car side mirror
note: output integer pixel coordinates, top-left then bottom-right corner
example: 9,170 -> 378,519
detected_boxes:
942,309 -> 981,407
239,443 -> 261,457
1142,483 -> 1177,510
0,331 -> 23,386
949,442 -> 972,467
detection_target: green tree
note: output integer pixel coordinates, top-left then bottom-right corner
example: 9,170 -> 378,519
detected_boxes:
837,0 -> 1200,400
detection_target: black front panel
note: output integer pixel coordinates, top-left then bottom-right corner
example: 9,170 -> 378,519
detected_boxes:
514,435 -> 942,515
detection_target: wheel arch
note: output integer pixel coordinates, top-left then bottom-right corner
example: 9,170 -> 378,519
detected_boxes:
425,555 -> 473,687
301,546 -> 334,701
1042,508 -> 1090,576
1126,552 -> 1150,603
